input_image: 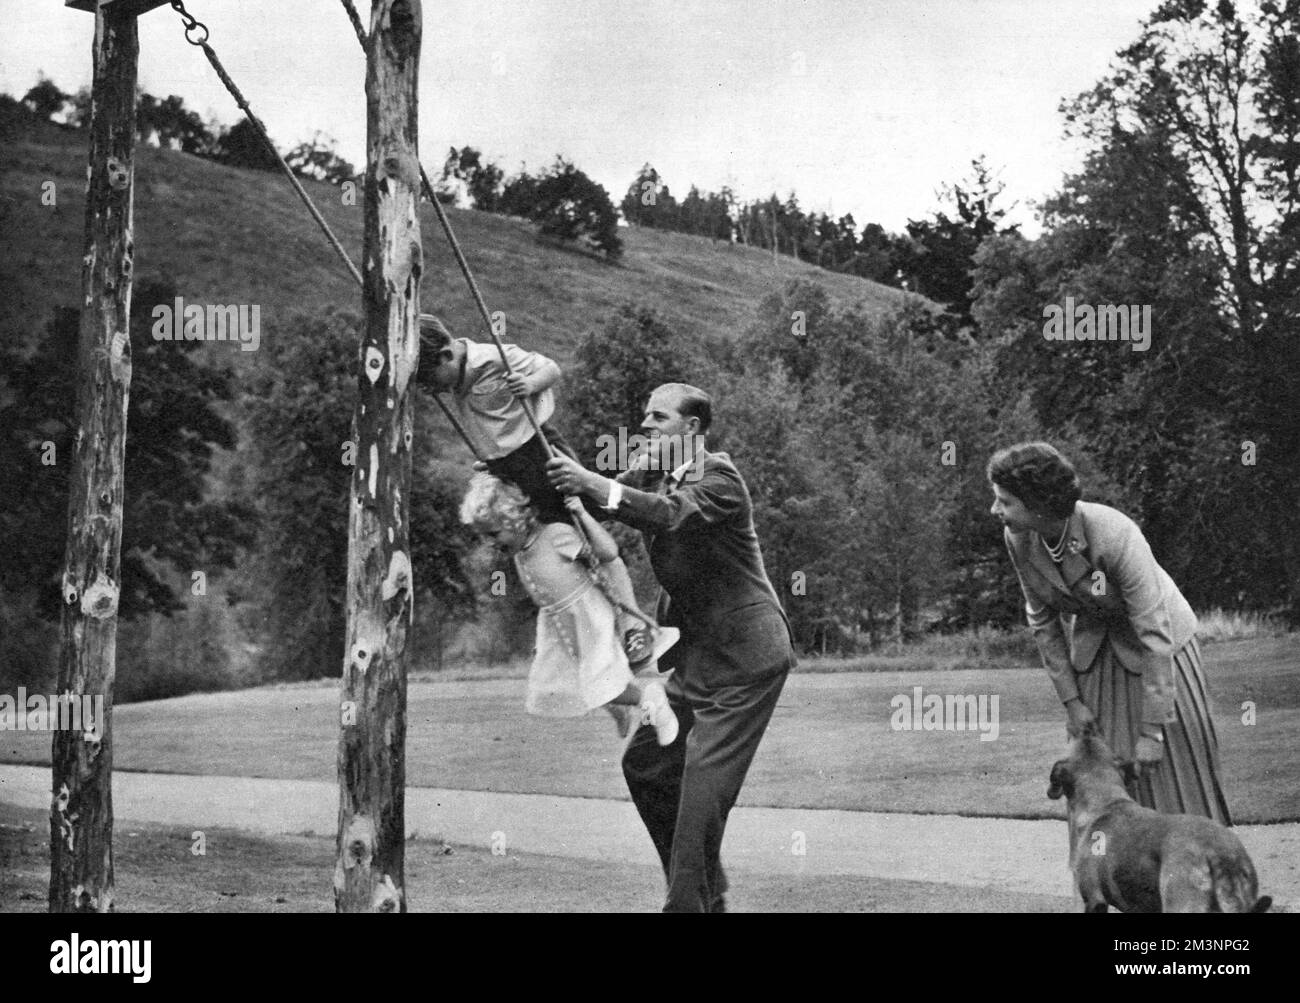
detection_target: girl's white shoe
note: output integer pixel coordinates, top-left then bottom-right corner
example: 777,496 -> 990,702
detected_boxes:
639,681 -> 679,746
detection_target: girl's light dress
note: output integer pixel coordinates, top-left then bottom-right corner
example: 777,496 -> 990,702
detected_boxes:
514,522 -> 633,716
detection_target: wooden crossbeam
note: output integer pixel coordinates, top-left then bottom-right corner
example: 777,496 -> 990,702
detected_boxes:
66,0 -> 173,16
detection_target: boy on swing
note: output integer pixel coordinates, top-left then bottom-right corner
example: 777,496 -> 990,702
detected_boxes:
415,314 -> 579,522
416,315 -> 677,740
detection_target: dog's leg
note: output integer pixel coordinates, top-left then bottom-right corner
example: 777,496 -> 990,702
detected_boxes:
1079,877 -> 1109,913
1075,856 -> 1110,913
1160,862 -> 1213,913
1207,856 -> 1268,913
1067,817 -> 1090,912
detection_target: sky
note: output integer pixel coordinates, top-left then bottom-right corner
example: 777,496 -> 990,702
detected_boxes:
0,0 -> 1154,236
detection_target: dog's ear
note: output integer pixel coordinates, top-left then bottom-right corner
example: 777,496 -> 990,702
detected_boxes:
1047,760 -> 1072,800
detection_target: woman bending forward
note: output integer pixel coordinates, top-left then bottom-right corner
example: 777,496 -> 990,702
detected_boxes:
988,441 -> 1231,823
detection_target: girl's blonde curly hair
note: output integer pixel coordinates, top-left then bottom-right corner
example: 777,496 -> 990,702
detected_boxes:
459,472 -> 536,538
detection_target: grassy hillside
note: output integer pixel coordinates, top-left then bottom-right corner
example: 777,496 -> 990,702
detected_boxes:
0,117 -> 913,693
1,119 -> 906,365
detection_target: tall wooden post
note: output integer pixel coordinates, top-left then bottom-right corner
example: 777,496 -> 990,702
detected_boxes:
50,0 -> 143,913
335,0 -> 422,914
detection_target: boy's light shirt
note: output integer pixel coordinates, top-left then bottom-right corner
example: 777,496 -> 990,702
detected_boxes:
448,339 -> 556,460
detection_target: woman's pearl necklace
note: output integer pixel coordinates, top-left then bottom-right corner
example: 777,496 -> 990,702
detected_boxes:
1042,520 -> 1070,562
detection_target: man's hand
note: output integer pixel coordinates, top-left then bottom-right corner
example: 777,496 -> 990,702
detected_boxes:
1064,698 -> 1096,738
547,454 -> 602,499
1134,734 -> 1164,770
505,373 -> 533,398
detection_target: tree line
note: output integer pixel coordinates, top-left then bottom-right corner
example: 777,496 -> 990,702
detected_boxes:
438,144 -> 1017,325
19,71 -> 1009,292
2,0 -> 1295,695
623,155 -> 1020,329
12,75 -> 626,261
13,74 -> 351,181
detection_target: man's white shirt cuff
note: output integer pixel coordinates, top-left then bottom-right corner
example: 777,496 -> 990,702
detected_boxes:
604,480 -> 623,511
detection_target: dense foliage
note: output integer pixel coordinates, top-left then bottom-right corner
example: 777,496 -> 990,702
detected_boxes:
0,277 -> 254,623
5,0 -> 1296,701
238,309 -> 477,680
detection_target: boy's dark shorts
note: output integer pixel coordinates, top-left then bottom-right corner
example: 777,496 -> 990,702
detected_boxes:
485,423 -> 600,524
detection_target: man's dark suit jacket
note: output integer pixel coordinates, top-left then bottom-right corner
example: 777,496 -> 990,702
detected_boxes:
614,450 -> 795,685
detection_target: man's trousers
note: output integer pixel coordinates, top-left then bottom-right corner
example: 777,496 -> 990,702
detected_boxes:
622,662 -> 788,913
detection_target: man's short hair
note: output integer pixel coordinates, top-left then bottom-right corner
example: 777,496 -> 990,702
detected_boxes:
654,382 -> 713,434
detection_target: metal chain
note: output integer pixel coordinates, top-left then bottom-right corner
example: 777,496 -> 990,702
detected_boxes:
169,0 -> 208,45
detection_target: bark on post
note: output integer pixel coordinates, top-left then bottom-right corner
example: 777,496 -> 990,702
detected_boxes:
49,2 -> 139,913
335,0 -> 422,914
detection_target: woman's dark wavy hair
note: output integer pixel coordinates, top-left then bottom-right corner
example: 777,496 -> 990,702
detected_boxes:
986,442 -> 1082,519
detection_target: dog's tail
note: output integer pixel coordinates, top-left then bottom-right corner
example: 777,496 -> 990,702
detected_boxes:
1210,857 -> 1269,913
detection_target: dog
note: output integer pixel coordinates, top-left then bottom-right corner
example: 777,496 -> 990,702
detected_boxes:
1047,727 -> 1271,913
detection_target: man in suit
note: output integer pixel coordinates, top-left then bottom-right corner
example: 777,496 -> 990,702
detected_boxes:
547,383 -> 796,912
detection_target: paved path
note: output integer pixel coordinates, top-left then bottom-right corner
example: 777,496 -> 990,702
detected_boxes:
2,765 -> 1295,908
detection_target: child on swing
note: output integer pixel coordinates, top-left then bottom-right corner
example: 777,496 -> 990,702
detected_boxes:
415,313 -> 579,525
415,313 -> 677,739
460,472 -> 679,745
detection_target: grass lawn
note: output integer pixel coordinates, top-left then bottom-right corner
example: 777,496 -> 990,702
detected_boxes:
3,637 -> 1296,823
0,802 -> 1069,913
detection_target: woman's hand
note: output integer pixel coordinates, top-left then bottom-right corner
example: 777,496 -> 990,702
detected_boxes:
563,494 -> 584,514
1064,698 -> 1096,738
1134,735 -> 1164,769
505,373 -> 533,398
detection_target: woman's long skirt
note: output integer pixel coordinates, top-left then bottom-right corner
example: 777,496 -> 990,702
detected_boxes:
1077,635 -> 1232,824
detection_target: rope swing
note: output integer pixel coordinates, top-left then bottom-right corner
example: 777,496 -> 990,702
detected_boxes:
166,0 -> 653,626
166,0 -> 485,460
339,0 -> 556,460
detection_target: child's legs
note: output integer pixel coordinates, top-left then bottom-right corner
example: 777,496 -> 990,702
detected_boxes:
604,562 -> 654,707
485,433 -> 567,523
486,426 -> 601,524
597,557 -> 645,639
540,423 -> 606,519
